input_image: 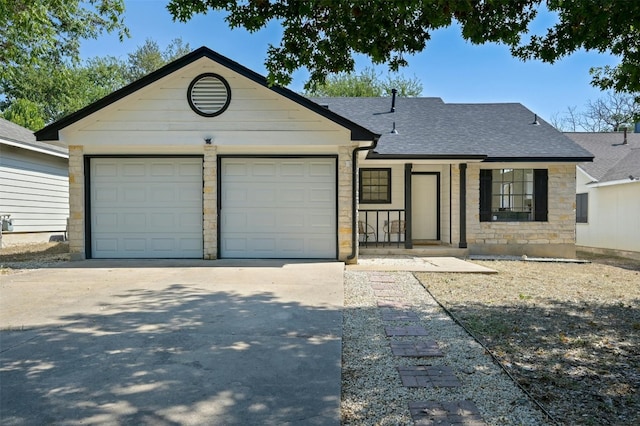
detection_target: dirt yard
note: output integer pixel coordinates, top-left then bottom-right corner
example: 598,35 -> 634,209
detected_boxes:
0,242 -> 70,274
416,255 -> 640,426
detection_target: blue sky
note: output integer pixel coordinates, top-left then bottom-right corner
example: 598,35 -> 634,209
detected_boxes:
80,0 -> 619,123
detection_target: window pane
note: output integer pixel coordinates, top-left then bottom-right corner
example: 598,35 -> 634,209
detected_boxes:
360,168 -> 391,203
489,168 -> 535,220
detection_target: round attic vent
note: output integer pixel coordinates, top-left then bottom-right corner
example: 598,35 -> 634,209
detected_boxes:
187,73 -> 231,117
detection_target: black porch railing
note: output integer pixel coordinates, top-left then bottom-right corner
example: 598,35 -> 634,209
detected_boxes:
358,209 -> 406,248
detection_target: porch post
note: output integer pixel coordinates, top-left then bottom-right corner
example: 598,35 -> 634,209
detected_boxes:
404,163 -> 413,249
459,163 -> 468,248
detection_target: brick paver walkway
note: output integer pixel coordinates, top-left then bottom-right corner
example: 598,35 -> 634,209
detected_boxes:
397,365 -> 461,388
385,325 -> 430,336
367,272 -> 489,425
408,400 -> 487,425
390,341 -> 444,357
381,310 -> 420,321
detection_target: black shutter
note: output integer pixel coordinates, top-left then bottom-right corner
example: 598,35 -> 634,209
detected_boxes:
534,169 -> 548,221
479,169 -> 492,222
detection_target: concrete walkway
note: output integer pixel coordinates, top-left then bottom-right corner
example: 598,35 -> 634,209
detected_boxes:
347,256 -> 496,273
0,260 -> 344,425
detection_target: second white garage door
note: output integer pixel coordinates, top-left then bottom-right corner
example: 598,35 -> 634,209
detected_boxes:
220,157 -> 337,258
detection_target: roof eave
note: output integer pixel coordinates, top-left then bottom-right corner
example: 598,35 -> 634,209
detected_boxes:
483,156 -> 594,163
367,152 -> 487,161
1,138 -> 69,158
587,177 -> 640,188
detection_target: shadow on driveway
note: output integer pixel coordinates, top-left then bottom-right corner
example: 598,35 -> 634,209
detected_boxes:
1,264 -> 343,425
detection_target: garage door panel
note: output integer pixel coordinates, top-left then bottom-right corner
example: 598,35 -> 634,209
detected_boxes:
94,186 -> 118,203
179,162 -> 203,176
222,211 -> 248,229
94,162 -> 118,177
122,162 -> 146,177
309,162 -> 333,177
90,157 -> 203,258
124,187 -> 147,202
220,157 -> 336,259
280,238 -> 305,252
281,162 -> 305,177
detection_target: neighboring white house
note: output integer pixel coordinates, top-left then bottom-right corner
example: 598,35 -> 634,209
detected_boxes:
565,132 -> 640,259
0,118 -> 69,246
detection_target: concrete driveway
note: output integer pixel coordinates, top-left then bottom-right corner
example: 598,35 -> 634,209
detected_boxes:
0,260 -> 344,425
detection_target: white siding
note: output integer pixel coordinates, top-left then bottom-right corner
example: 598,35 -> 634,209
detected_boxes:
0,145 -> 69,232
61,57 -> 349,151
576,169 -> 640,252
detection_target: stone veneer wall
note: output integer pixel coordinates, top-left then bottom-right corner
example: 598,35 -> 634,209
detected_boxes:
339,145 -> 356,263
203,145 -> 217,259
466,163 -> 577,258
67,145 -> 85,260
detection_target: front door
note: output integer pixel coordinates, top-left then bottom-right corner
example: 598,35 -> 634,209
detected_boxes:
411,173 -> 439,241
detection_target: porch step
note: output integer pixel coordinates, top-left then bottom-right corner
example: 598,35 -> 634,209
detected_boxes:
359,247 -> 469,257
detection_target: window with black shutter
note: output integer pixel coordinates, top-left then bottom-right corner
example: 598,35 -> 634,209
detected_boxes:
479,168 -> 548,222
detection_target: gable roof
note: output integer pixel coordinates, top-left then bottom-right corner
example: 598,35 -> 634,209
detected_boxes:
311,97 -> 594,161
34,46 -> 378,142
565,132 -> 640,183
1,118 -> 67,158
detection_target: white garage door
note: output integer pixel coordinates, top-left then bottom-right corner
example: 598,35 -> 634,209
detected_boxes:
90,157 -> 203,258
220,157 -> 336,258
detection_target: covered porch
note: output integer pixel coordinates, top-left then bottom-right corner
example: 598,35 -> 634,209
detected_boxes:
356,161 -> 470,257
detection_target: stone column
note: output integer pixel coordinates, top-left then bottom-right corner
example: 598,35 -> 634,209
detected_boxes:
67,145 -> 85,260
203,145 -> 218,259
338,145 -> 355,263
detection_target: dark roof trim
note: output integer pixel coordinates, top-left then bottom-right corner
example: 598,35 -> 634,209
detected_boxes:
35,46 -> 379,142
367,153 -> 487,161
483,156 -> 594,162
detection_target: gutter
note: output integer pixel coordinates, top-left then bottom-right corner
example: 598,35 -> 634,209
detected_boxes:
1,139 -> 69,158
587,177 -> 640,188
347,137 -> 380,261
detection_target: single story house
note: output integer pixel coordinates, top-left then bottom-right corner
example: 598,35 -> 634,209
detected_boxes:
1,118 -> 69,246
35,47 -> 593,262
565,131 -> 640,259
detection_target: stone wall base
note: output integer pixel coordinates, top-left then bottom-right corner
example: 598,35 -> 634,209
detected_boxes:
576,245 -> 640,262
468,243 -> 576,259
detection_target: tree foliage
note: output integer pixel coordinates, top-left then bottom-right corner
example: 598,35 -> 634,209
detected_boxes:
304,67 -> 423,97
1,39 -> 189,127
125,38 -> 191,81
1,99 -> 45,131
166,0 -> 640,94
0,57 -> 127,126
550,92 -> 639,132
0,0 -> 128,82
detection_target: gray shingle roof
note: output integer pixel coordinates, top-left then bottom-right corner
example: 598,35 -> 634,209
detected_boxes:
311,97 -> 594,161
1,118 -> 68,156
565,132 -> 640,183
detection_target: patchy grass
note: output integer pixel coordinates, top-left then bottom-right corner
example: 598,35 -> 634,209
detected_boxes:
415,256 -> 640,426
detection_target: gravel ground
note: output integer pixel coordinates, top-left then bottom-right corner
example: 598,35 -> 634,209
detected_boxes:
342,270 -> 550,425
